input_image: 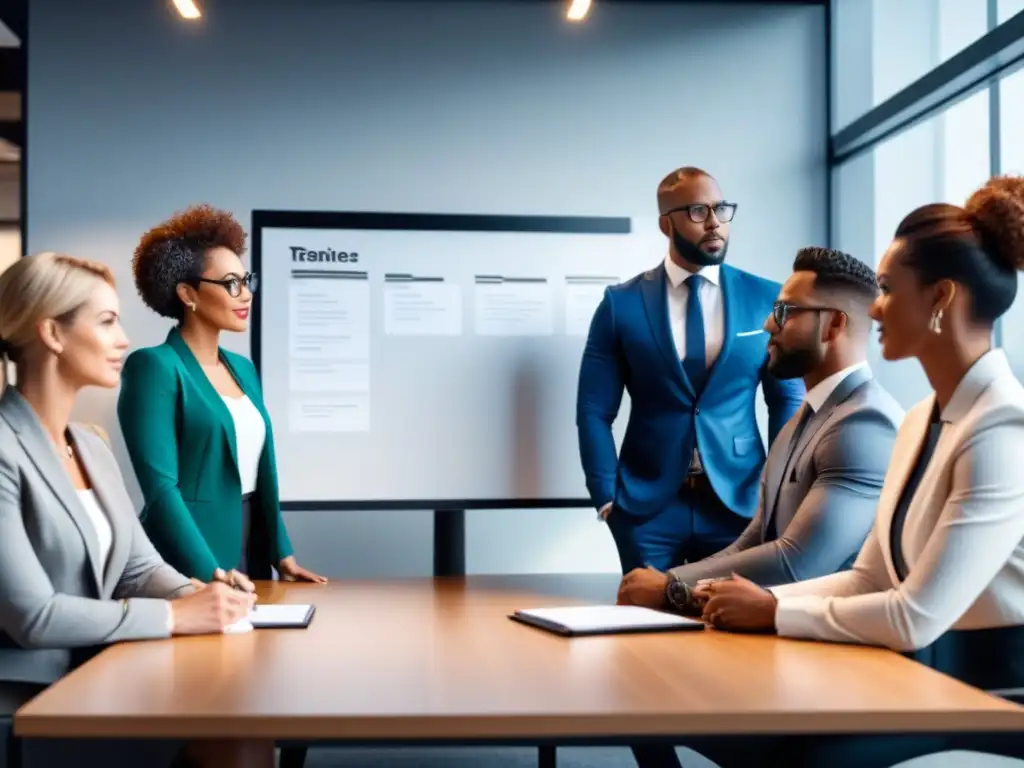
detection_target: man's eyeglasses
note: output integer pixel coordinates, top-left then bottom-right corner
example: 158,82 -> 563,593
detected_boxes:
772,300 -> 845,328
664,202 -> 738,224
194,272 -> 259,298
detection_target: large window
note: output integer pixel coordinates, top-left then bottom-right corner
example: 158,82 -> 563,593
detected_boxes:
829,0 -> 1022,405
832,0 -> 991,131
1000,65 -> 1024,175
997,64 -> 1024,378
833,91 -> 990,270
939,89 -> 992,203
832,94 -> 990,409
1000,0 -> 1024,24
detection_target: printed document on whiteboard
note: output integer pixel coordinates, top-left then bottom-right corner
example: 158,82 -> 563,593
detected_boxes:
474,275 -> 553,336
564,275 -> 619,336
383,274 -> 463,336
287,269 -> 371,432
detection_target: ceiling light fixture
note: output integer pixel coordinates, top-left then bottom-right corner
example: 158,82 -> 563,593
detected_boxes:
567,0 -> 591,22
172,0 -> 202,20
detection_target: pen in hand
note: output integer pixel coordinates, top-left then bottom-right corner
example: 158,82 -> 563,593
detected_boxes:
215,568 -> 255,593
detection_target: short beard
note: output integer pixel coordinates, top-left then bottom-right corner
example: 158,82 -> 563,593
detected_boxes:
671,230 -> 727,268
768,345 -> 820,380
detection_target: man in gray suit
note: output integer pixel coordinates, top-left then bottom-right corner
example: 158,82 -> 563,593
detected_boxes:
617,246 -> 903,612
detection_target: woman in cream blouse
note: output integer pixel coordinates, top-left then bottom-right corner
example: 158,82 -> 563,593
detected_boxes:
676,178 -> 1024,767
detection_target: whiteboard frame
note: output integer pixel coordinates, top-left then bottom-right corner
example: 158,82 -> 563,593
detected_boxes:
250,209 -> 631,511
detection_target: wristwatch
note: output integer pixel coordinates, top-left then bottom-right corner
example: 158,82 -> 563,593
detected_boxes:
664,572 -> 703,617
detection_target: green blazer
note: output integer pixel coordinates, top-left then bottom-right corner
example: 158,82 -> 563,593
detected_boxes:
117,327 -> 294,581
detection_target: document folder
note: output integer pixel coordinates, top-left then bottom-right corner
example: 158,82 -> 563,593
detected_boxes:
248,604 -> 316,629
509,605 -> 704,637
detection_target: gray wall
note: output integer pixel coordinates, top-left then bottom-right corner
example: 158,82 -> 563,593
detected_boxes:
28,0 -> 826,577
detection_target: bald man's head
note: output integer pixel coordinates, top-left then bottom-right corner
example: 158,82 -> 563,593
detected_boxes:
656,167 -> 735,269
657,167 -> 714,213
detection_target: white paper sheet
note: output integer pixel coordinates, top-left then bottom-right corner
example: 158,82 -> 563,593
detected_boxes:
474,277 -> 553,336
289,394 -> 370,433
249,604 -> 313,626
288,360 -> 370,393
564,276 -> 619,336
223,604 -> 313,633
288,276 -> 371,360
287,271 -> 371,431
384,280 -> 463,336
514,605 -> 702,633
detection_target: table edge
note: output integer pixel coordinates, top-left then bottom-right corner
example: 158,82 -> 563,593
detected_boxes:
15,708 -> 1024,740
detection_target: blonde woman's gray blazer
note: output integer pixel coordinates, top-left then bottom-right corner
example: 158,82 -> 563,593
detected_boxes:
0,386 -> 191,686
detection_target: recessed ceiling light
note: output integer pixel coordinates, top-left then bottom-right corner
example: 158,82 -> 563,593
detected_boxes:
567,0 -> 592,22
172,0 -> 202,20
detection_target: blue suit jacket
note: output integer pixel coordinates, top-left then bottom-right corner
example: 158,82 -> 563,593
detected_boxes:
576,262 -> 804,520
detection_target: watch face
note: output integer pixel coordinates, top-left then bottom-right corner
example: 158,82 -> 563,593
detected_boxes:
666,580 -> 687,606
667,580 -> 701,616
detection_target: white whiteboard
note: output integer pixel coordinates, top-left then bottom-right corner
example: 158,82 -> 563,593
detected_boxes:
252,212 -> 665,508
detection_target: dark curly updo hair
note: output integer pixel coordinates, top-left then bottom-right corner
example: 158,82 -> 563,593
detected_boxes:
132,204 -> 247,320
894,175 -> 1024,324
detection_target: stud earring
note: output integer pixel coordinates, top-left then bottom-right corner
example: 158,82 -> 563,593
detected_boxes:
930,309 -> 943,334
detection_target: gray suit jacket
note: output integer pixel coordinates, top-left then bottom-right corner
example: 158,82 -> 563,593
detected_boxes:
0,386 -> 192,686
670,367 -> 903,586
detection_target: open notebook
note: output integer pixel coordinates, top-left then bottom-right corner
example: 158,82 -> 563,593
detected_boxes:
224,604 -> 316,633
510,605 -> 704,637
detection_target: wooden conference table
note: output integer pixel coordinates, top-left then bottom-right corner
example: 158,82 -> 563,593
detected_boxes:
15,575 -> 1024,753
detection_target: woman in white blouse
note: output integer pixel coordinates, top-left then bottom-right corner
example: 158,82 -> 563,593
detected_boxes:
0,252 -> 264,767
117,204 -> 323,586
666,176 -> 1024,767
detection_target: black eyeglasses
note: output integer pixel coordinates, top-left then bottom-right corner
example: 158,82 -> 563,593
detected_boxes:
664,202 -> 738,224
193,272 -> 259,297
772,300 -> 845,328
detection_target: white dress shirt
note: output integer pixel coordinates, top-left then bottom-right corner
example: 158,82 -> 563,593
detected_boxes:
804,361 -> 869,413
770,349 -> 1024,651
663,255 -> 724,367
76,489 -> 112,570
221,394 -> 267,496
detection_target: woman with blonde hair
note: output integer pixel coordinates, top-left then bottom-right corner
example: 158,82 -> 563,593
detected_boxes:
0,252 -> 268,767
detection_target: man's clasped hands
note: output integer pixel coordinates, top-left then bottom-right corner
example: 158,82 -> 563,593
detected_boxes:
616,566 -> 779,633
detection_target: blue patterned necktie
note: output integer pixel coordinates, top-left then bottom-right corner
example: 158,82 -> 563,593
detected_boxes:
683,273 -> 708,391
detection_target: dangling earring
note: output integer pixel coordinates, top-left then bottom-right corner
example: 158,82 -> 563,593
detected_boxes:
930,308 -> 943,334
189,302 -> 197,312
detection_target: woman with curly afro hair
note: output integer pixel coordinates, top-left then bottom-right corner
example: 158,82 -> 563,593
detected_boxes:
117,204 -> 325,590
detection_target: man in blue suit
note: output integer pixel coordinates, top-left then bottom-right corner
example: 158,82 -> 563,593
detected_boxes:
576,167 -> 805,573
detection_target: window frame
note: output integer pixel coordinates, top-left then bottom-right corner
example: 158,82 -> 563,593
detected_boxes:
828,0 -> 1024,347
